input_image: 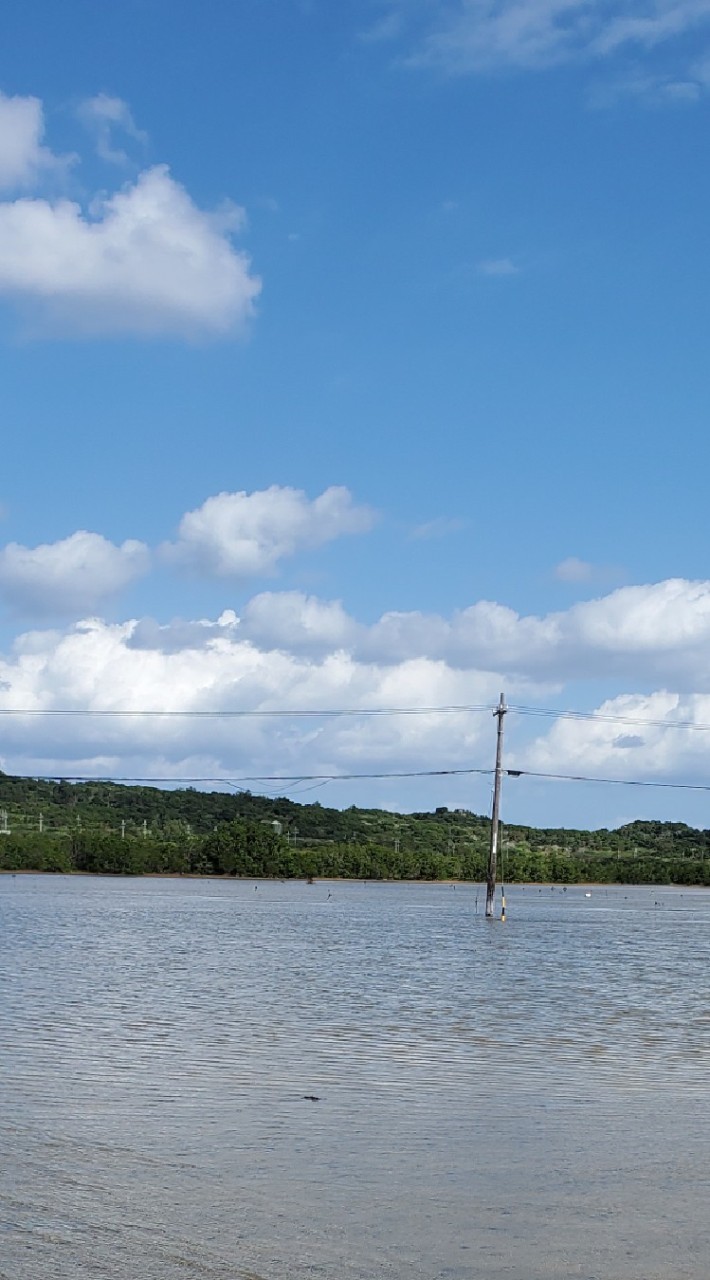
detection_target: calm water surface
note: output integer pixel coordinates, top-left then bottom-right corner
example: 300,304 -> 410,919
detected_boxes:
0,875 -> 708,1279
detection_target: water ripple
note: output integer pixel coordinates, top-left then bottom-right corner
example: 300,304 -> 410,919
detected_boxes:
1,876 -> 709,1278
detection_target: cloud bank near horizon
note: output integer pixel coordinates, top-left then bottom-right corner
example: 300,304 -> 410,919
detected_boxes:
1,575 -> 710,797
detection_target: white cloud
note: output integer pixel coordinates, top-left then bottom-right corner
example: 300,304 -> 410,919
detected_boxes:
477,257 -> 519,276
198,576 -> 710,690
554,556 -> 625,587
164,485 -> 377,579
408,0 -> 596,72
4,550 -> 707,693
593,1 -> 710,56
241,591 -> 356,652
0,90 -> 71,189
0,531 -> 149,617
113,574 -> 710,690
0,163 -> 260,338
517,690 -> 710,782
77,93 -> 148,165
0,89 -> 259,339
401,0 -> 710,81
560,579 -> 710,657
588,65 -> 707,105
5,577 -> 710,798
409,516 -> 468,540
0,615 -> 505,785
555,556 -> 595,582
127,611 -> 240,653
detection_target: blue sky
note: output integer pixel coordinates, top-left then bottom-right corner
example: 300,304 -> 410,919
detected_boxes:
1,0 -> 710,829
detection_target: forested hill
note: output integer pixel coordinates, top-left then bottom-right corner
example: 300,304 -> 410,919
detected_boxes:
0,771 -> 709,885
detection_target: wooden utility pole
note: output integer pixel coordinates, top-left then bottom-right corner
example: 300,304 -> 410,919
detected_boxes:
485,693 -> 507,918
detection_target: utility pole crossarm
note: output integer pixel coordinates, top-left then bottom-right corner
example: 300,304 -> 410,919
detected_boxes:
485,693 -> 507,919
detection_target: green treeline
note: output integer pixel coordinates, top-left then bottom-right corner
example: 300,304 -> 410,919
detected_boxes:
1,771 -> 710,885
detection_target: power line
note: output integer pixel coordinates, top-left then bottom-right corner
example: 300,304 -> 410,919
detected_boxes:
508,704 -> 710,733
509,768 -> 710,794
7,764 -> 710,794
0,700 -> 710,734
26,767 -> 495,784
0,703 -> 492,719
4,697 -> 710,800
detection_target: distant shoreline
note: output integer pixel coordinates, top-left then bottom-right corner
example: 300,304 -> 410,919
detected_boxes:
2,869 -> 708,891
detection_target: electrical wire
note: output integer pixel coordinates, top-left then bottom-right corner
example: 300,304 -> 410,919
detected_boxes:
507,704 -> 710,733
7,765 -> 710,794
3,699 -> 710,795
0,700 -> 709,734
26,766 -> 495,784
0,703 -> 492,719
509,768 -> 710,793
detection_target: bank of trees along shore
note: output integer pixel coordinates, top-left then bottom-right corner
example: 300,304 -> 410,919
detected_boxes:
1,772 -> 710,885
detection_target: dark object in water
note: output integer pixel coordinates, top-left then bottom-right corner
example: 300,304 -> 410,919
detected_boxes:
303,1095 -> 320,1102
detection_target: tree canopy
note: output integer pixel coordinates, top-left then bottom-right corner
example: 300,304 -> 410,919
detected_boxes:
1,772 -> 709,885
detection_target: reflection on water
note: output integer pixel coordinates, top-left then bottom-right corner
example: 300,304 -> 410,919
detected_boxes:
1,875 -> 708,1279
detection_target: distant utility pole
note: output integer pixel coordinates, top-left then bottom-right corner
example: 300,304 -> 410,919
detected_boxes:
485,693 -> 507,919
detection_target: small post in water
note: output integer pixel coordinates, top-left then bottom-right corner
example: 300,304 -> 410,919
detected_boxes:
485,693 -> 507,919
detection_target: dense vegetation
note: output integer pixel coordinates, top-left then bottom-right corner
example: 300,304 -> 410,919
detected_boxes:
1,771 -> 709,884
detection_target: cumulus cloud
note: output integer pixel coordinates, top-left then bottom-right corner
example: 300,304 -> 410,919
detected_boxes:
147,575 -> 710,692
240,591 -> 356,652
110,573 -> 710,689
6,547 -> 709,693
0,90 -> 71,189
164,485 -> 376,579
127,610 -> 240,653
0,531 -> 149,617
77,93 -> 148,165
319,577 -> 710,688
5,576 -> 710,797
0,89 -> 258,339
0,163 -> 260,338
518,690 -> 710,782
0,615 -> 505,786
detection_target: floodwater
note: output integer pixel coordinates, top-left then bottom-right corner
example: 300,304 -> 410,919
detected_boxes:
0,876 -> 708,1280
